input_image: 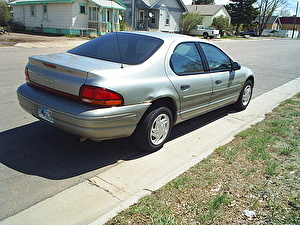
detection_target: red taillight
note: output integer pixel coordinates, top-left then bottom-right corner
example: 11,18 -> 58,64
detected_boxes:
80,85 -> 124,107
25,67 -> 30,83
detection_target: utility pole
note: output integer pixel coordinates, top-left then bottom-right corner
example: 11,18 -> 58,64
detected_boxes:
132,0 -> 135,30
292,1 -> 299,38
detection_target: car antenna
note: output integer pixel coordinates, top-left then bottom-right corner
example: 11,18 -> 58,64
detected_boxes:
111,0 -> 124,69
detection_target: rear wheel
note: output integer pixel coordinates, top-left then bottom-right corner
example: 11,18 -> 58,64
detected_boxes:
134,107 -> 173,152
203,33 -> 208,39
234,80 -> 253,110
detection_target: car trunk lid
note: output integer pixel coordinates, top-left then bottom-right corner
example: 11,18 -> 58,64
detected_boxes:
26,52 -> 120,97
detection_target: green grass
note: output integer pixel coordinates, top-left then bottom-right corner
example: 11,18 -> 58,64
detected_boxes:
106,93 -> 300,225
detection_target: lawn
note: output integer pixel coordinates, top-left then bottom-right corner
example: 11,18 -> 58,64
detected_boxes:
106,93 -> 300,225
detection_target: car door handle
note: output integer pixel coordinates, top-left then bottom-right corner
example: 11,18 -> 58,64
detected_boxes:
215,80 -> 222,85
180,85 -> 190,90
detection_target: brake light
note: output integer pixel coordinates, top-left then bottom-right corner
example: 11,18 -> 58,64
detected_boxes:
80,85 -> 124,107
25,67 -> 30,83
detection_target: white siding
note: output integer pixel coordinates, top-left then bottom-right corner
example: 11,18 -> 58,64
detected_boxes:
11,5 -> 25,24
12,1 -> 90,30
158,0 -> 183,32
41,3 -> 73,29
72,0 -> 88,28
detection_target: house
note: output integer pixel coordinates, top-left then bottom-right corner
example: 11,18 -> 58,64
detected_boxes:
275,17 -> 300,31
9,0 -> 126,35
263,16 -> 281,30
186,5 -> 231,28
121,0 -> 188,32
260,16 -> 300,38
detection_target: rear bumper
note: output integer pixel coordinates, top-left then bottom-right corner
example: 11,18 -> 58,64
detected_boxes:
17,84 -> 150,141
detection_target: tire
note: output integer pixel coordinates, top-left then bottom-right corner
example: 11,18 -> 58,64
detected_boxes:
134,107 -> 173,152
203,33 -> 208,39
234,80 -> 253,110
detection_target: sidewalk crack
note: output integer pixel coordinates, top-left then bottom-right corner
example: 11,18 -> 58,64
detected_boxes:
87,179 -> 123,201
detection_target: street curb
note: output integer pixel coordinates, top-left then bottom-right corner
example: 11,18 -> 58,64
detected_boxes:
89,77 -> 300,225
2,77 -> 299,225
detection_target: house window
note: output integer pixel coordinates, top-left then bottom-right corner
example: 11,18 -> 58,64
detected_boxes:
89,7 -> 98,21
102,9 -> 107,22
139,10 -> 144,21
79,4 -> 87,14
30,5 -> 36,17
149,10 -> 156,24
43,5 -> 48,20
114,11 -> 118,23
165,12 -> 170,26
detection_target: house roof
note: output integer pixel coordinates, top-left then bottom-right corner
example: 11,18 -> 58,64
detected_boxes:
10,0 -> 74,5
10,0 -> 126,9
89,0 -> 126,10
186,5 -> 223,16
279,17 -> 300,25
140,0 -> 187,11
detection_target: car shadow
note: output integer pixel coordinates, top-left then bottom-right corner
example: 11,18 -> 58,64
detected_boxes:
0,105 -> 234,180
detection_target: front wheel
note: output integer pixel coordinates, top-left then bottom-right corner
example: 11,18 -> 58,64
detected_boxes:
133,107 -> 173,152
234,80 -> 253,110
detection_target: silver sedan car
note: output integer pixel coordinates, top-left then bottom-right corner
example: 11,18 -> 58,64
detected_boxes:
17,31 -> 254,152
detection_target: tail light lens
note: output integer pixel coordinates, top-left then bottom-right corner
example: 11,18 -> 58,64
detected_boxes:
80,85 -> 124,107
25,67 -> 30,83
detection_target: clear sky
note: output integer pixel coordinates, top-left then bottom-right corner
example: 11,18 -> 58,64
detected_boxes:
182,0 -> 299,16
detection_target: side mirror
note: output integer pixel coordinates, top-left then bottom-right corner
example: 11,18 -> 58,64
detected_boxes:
232,62 -> 241,71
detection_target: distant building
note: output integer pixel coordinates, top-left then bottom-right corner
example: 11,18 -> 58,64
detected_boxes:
122,0 -> 187,32
9,0 -> 126,35
186,5 -> 231,27
260,16 -> 300,38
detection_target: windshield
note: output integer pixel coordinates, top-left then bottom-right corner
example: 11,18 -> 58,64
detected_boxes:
68,32 -> 164,65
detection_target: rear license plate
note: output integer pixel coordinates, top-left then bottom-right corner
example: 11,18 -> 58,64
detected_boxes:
38,106 -> 54,123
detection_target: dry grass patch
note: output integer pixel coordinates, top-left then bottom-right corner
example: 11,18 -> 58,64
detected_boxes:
106,93 -> 300,225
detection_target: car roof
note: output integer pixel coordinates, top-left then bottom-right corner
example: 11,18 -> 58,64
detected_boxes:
117,31 -> 203,43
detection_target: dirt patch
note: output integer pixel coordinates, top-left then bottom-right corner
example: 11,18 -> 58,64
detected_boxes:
0,32 -> 88,46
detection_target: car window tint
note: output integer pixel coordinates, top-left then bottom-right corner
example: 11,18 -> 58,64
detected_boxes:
200,43 -> 231,71
68,33 -> 163,65
170,43 -> 204,75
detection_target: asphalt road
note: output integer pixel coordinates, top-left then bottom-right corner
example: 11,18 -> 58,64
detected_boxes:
0,38 -> 299,221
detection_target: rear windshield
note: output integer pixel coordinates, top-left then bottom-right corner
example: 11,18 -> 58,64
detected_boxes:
68,32 -> 164,65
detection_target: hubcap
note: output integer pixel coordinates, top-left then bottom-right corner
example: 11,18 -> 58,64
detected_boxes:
150,113 -> 170,145
242,85 -> 252,106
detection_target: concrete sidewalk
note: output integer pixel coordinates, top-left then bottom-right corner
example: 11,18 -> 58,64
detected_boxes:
2,77 -> 299,225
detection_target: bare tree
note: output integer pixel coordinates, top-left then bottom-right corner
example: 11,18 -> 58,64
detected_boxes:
256,0 -> 287,35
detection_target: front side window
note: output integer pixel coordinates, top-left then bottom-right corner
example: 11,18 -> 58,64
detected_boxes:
200,43 -> 231,71
170,43 -> 204,75
68,33 -> 164,65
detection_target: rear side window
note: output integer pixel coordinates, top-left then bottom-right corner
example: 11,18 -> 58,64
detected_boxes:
68,33 -> 163,65
170,42 -> 204,75
200,43 -> 232,71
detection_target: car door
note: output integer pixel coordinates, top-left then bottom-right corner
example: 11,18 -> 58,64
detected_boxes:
166,42 -> 213,120
199,43 -> 242,108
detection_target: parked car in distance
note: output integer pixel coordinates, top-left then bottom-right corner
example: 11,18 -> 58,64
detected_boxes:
17,31 -> 254,152
189,25 -> 220,39
239,30 -> 257,37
